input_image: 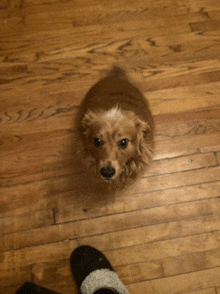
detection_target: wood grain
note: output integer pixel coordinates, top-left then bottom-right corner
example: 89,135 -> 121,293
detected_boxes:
126,268 -> 220,294
0,208 -> 54,234
1,0 -> 220,293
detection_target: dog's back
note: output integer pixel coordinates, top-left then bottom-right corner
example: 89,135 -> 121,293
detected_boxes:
78,66 -> 154,132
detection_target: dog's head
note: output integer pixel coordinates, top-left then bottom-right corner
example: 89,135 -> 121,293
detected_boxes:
79,106 -> 153,183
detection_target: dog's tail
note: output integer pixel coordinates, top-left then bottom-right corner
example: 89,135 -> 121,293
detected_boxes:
106,65 -> 128,80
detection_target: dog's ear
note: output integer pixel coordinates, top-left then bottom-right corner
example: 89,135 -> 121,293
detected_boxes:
81,110 -> 98,137
136,118 -> 152,161
135,118 -> 151,137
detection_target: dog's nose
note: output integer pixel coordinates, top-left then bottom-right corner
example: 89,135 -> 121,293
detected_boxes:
100,167 -> 116,179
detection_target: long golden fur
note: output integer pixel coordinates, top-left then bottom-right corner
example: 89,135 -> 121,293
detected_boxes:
76,66 -> 154,187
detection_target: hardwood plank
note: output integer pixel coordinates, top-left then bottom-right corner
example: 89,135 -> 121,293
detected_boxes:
136,27 -> 220,67
56,179 -> 220,223
1,198 -> 219,251
0,240 -> 77,270
154,107 -> 220,125
1,2 -> 219,45
126,267 -> 220,294
104,231 -> 220,267
116,261 -> 163,284
0,11 -> 218,65
210,10 -> 220,21
32,259 -> 77,294
21,0 -> 220,12
200,145 -> 220,153
0,131 -> 79,187
26,8 -> 206,33
148,153 -> 218,176
184,289 -> 216,294
0,96 -> 78,134
163,248 -> 220,276
1,33 -> 220,91
154,109 -> 220,154
0,17 -> 190,54
147,82 -> 220,116
155,133 -> 220,160
216,151 -> 220,164
0,0 -> 10,9
1,176 -> 220,222
0,0 -> 21,9
139,60 -> 220,92
16,0 -> 220,12
0,208 -> 54,234
1,3 -> 204,36
0,109 -> 77,135
0,266 -> 31,287
137,166 -> 220,193
76,214 -> 220,252
190,20 -> 220,32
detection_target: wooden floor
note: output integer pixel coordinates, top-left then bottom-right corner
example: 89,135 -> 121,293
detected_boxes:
1,0 -> 220,293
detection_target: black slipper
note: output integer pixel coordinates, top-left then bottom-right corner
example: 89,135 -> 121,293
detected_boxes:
70,246 -> 114,289
15,282 -> 59,294
70,246 -> 129,294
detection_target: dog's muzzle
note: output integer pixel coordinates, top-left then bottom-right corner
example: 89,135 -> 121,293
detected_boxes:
100,166 -> 116,179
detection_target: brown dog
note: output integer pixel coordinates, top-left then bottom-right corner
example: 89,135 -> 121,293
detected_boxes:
76,66 -> 154,187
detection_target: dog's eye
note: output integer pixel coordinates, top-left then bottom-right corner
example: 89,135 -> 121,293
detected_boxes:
119,138 -> 128,149
93,138 -> 103,147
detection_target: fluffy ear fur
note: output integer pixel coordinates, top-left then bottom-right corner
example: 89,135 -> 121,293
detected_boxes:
135,118 -> 150,135
81,110 -> 98,137
136,118 -> 153,164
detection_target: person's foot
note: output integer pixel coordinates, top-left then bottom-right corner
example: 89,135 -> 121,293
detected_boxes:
70,246 -> 129,294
